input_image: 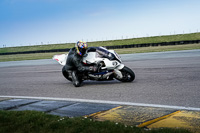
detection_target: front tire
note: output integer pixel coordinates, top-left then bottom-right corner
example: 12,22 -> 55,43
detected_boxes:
117,66 -> 135,82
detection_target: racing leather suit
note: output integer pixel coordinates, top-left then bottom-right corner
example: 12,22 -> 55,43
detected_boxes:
64,47 -> 97,87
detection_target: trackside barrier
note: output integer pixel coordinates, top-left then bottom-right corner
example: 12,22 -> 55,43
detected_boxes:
1,40 -> 200,55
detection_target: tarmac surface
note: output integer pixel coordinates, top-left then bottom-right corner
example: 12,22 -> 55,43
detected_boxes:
0,97 -> 200,132
1,50 -> 200,108
1,50 -> 200,132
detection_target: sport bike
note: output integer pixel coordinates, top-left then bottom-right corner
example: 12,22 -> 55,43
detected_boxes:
53,47 -> 135,86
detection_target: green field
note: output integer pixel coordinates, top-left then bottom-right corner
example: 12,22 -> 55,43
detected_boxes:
1,32 -> 200,54
0,110 -> 191,133
0,32 -> 200,62
0,43 -> 200,62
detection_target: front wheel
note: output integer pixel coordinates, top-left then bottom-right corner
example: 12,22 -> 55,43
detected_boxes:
117,66 -> 135,82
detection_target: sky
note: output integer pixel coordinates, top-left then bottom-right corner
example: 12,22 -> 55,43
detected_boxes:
0,0 -> 200,47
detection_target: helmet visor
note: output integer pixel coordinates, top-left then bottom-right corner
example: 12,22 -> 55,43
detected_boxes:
79,47 -> 86,55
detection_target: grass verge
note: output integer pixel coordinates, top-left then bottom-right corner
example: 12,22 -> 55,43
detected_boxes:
0,43 -> 200,62
0,110 -> 191,133
0,52 -> 65,62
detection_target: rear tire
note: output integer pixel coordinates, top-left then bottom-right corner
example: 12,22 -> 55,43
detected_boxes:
62,66 -> 72,81
117,66 -> 135,82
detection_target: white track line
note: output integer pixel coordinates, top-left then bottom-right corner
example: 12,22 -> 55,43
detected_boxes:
0,70 -> 60,74
1,95 -> 200,111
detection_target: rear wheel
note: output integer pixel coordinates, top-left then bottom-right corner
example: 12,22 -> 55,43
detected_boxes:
117,66 -> 135,82
62,66 -> 72,81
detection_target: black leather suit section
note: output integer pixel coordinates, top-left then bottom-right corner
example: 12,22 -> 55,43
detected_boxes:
65,47 -> 91,72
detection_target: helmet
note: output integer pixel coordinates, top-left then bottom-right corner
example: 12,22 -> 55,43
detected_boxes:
75,41 -> 88,56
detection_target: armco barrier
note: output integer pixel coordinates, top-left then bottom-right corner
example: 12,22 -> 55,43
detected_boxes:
1,40 -> 200,55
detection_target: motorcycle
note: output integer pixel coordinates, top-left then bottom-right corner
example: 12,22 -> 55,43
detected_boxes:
53,47 -> 135,86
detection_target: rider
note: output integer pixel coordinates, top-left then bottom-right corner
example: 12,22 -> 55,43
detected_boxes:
64,41 -> 99,87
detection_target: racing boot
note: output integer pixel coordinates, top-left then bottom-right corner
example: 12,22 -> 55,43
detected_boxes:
71,71 -> 82,87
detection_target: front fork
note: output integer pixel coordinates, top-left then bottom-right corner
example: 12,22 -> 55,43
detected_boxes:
113,64 -> 124,79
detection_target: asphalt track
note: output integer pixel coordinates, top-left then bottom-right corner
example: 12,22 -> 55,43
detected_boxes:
0,50 -> 200,109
